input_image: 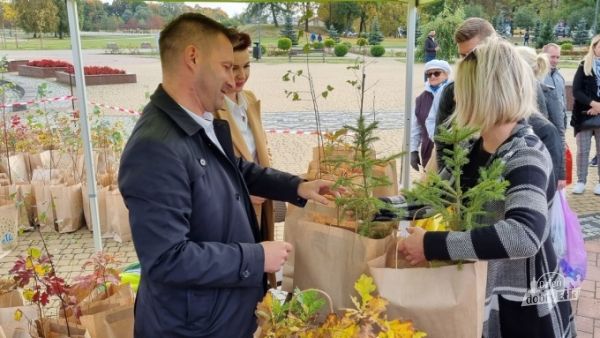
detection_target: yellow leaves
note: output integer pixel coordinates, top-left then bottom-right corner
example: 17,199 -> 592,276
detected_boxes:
34,264 -> 47,277
355,274 -> 376,305
13,309 -> 23,321
27,247 -> 41,259
22,288 -> 34,301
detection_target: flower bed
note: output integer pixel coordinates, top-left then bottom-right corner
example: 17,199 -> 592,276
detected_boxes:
7,60 -> 28,72
55,65 -> 136,86
17,60 -> 72,78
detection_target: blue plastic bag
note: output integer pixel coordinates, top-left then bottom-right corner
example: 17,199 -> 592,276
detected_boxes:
558,190 -> 587,288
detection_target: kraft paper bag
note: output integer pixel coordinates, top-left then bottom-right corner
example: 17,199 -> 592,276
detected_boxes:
31,183 -> 55,231
0,198 -> 19,253
81,185 -> 108,235
287,215 -> 392,309
9,184 -> 36,230
282,204 -> 307,292
105,188 -> 130,243
0,290 -> 38,338
4,153 -> 30,184
50,184 -> 83,233
368,253 -> 487,338
79,286 -> 134,338
37,318 -> 86,338
103,304 -> 134,338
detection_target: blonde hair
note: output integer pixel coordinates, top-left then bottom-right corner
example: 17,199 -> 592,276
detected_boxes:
516,46 -> 549,79
583,35 -> 600,76
454,37 -> 537,133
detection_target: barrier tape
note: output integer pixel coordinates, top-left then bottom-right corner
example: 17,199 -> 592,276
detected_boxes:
264,128 -> 323,135
0,95 -> 141,116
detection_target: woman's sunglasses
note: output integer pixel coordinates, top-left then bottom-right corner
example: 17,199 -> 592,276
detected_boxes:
425,71 -> 443,78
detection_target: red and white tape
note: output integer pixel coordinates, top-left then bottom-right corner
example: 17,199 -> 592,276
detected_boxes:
265,128 -> 323,135
0,95 -> 141,116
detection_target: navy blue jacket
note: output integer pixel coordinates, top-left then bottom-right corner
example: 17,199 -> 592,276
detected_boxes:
119,85 -> 306,337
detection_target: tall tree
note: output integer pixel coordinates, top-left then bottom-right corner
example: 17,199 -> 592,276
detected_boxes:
15,0 -> 58,46
244,2 -> 283,27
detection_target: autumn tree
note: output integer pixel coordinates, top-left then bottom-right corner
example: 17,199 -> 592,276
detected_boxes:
0,2 -> 17,48
15,0 -> 58,47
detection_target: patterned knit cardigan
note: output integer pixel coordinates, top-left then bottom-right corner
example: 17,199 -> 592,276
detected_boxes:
423,123 -> 575,338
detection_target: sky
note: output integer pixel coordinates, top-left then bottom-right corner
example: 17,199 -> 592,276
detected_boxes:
192,2 -> 249,16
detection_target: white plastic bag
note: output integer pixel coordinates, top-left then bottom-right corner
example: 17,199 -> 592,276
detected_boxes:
549,190 -> 566,259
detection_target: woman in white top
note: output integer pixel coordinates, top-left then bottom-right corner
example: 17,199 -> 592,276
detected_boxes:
215,32 -> 277,286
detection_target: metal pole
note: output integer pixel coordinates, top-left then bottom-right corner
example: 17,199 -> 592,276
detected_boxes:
401,0 -> 417,191
66,0 -> 103,251
594,0 -> 600,34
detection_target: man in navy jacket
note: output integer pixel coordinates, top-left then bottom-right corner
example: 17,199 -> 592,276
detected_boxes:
119,13 -> 337,337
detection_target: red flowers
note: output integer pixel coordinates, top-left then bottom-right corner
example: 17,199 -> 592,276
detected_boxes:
65,65 -> 126,75
27,59 -> 72,68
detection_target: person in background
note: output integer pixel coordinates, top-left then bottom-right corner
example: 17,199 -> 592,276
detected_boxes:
424,30 -> 439,62
517,46 -> 566,189
401,37 -> 574,338
523,29 -> 530,46
119,13 -> 339,337
215,32 -> 278,287
317,33 -> 323,43
410,59 -> 451,171
571,34 -> 600,195
434,18 -> 496,169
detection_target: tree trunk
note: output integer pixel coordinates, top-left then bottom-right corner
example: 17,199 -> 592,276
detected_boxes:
270,4 -> 279,27
13,26 -> 18,48
1,19 -> 6,49
39,31 -> 43,49
304,3 -> 309,34
359,14 -> 366,35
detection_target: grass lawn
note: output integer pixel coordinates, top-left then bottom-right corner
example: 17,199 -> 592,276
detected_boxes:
1,34 -> 157,50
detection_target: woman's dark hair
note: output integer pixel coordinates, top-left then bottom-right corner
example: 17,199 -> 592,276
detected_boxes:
233,32 -> 252,52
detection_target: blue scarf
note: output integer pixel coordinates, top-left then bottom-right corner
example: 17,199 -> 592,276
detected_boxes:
429,79 -> 448,94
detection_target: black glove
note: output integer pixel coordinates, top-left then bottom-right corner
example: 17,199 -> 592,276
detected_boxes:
410,151 -> 421,171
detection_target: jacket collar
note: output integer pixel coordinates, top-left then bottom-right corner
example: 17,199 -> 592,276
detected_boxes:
150,84 -> 203,136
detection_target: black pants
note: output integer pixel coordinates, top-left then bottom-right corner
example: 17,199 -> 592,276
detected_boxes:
498,296 -> 573,338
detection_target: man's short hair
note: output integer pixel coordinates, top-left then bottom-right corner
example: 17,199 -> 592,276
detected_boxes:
159,13 -> 235,70
454,17 -> 495,43
542,43 -> 561,53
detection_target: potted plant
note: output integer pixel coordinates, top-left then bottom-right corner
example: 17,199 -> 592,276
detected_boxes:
55,66 -> 136,86
17,60 -> 71,78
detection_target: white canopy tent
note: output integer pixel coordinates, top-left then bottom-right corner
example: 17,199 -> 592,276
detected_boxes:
64,0 -> 434,251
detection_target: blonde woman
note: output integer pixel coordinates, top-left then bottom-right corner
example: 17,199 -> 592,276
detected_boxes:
571,34 -> 600,195
401,37 -> 574,337
517,46 -> 567,189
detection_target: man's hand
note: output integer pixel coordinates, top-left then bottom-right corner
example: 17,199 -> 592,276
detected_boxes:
261,241 -> 293,273
250,195 -> 266,205
410,151 -> 421,171
397,227 -> 427,265
590,101 -> 600,112
557,180 -> 567,190
297,179 -> 343,205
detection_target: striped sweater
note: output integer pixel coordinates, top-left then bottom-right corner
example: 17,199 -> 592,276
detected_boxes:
423,123 -> 575,338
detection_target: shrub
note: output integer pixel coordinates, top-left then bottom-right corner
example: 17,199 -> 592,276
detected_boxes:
261,44 -> 267,56
334,43 -> 349,57
370,45 -> 386,57
342,41 -> 352,50
357,38 -> 368,47
312,42 -> 324,49
324,38 -> 335,48
277,37 -> 293,51
561,43 -> 573,51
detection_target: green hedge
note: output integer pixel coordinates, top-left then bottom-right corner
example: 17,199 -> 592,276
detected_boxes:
370,45 -> 386,57
334,44 -> 349,57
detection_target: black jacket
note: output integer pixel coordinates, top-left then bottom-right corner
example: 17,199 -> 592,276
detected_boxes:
572,61 -> 600,134
119,85 -> 306,337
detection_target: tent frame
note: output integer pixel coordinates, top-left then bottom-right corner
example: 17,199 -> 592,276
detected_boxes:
65,0 -> 427,251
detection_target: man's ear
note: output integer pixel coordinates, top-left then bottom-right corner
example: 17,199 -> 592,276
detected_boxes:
184,45 -> 199,69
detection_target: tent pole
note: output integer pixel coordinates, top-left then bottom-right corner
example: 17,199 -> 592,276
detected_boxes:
66,0 -> 103,252
402,0 -> 417,191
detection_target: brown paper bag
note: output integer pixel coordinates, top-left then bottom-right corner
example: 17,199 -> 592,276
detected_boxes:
9,184 -> 36,230
282,204 -> 307,292
368,254 -> 487,338
79,285 -> 134,338
51,184 -> 83,233
3,153 -> 31,184
105,188 -> 130,243
31,183 -> 55,231
0,173 -> 10,186
0,198 -> 19,253
286,211 -> 392,309
0,290 -> 38,338
81,185 -> 108,235
37,318 -> 86,338
103,304 -> 134,338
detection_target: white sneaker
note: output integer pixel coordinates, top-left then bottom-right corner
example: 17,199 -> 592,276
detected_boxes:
594,183 -> 600,195
572,182 -> 586,194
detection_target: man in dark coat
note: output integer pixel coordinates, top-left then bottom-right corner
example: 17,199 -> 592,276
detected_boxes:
119,13 -> 337,338
424,30 -> 439,62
